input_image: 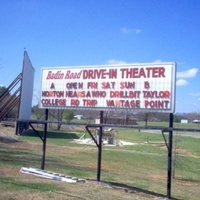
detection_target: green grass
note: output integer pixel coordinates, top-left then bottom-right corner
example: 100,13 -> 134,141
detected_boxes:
1,122 -> 200,199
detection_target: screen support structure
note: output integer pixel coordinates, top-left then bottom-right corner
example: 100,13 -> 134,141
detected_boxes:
97,111 -> 103,181
167,113 -> 173,199
84,111 -> 104,181
41,109 -> 49,170
162,113 -> 173,199
28,109 -> 49,170
86,113 -> 175,199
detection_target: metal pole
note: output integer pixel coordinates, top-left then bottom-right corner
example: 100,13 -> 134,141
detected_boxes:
167,113 -> 173,198
97,110 -> 103,181
41,109 -> 48,170
15,121 -> 19,135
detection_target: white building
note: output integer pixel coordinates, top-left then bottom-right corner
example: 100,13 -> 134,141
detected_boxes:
74,115 -> 83,120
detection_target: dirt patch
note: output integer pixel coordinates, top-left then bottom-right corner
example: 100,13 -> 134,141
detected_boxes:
0,135 -> 20,143
46,145 -> 97,154
148,174 -> 167,181
176,148 -> 199,158
0,125 -> 21,144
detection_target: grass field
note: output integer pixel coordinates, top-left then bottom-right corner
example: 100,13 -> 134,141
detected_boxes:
0,122 -> 200,200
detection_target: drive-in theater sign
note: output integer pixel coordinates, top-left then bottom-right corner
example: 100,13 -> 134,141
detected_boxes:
39,63 -> 176,113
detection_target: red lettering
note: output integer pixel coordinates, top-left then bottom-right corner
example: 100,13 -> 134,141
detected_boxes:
120,67 -> 166,78
144,100 -> 169,108
158,67 -> 165,77
87,82 -> 98,89
50,83 -> 55,89
42,91 -> 64,97
65,70 -> 82,79
46,71 -> 64,79
83,69 -> 106,79
76,91 -> 85,97
82,69 -> 117,79
71,99 -> 80,106
120,82 -> 135,89
41,99 -> 66,106
143,91 -> 170,98
139,68 -> 146,78
92,91 -> 106,98
106,100 -> 140,108
144,81 -> 150,89
83,99 -> 98,106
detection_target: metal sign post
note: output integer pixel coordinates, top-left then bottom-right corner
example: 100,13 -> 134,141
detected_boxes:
167,113 -> 173,198
97,110 -> 103,181
41,109 -> 48,170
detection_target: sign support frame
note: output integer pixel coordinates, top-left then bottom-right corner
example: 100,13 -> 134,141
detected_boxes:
41,109 -> 48,170
167,112 -> 173,199
97,110 -> 103,181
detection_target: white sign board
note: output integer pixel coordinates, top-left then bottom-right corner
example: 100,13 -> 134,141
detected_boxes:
19,51 -> 35,119
39,63 -> 176,113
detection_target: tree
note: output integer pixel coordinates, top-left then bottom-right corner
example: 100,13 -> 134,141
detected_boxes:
32,104 -> 45,127
32,104 -> 44,120
137,112 -> 151,126
49,109 -> 65,130
63,110 -> 74,122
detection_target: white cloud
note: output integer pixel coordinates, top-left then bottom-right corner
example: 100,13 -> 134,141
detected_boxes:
189,93 -> 200,96
153,59 -> 162,63
176,79 -> 188,86
121,26 -> 142,34
192,103 -> 199,107
107,59 -> 127,65
134,29 -> 142,34
177,68 -> 198,78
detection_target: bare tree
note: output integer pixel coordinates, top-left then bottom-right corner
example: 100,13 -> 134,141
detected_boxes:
49,109 -> 64,130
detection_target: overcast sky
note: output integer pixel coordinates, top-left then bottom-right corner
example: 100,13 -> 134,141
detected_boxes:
0,0 -> 199,113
